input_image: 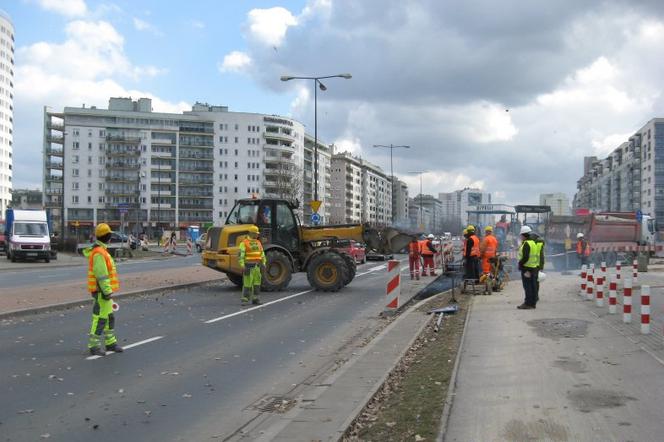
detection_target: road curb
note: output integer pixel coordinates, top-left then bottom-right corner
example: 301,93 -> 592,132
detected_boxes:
0,278 -> 222,320
436,291 -> 474,442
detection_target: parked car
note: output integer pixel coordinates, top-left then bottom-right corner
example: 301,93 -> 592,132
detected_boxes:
195,233 -> 207,252
336,239 -> 366,264
366,249 -> 394,261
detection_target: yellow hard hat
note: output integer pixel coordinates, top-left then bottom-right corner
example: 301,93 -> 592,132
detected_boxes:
247,225 -> 259,235
95,223 -> 112,237
484,226 -> 493,232
462,228 -> 468,235
466,225 -> 475,232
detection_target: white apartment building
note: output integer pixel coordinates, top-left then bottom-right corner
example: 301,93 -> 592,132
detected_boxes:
43,98 -> 305,238
303,134 -> 331,224
439,187 -> 492,227
539,192 -> 571,216
0,10 -> 13,214
330,153 -> 363,224
575,118 -> 664,228
392,178 -> 409,226
361,159 -> 392,226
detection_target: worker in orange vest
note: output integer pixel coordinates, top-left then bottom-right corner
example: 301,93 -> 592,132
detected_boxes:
408,237 -> 421,280
576,233 -> 591,266
480,225 -> 499,274
464,225 -> 481,281
420,234 -> 438,276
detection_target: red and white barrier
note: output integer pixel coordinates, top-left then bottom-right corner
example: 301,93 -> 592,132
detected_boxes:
385,260 -> 401,312
595,276 -> 604,307
186,238 -> 193,255
580,265 -> 587,297
616,261 -> 622,281
608,275 -> 617,314
632,259 -> 638,286
623,278 -> 632,323
591,244 -> 663,253
641,285 -> 650,334
163,239 -> 171,254
586,269 -> 594,301
600,261 -> 606,274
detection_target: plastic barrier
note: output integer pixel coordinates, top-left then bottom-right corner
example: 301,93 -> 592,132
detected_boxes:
623,278 -> 632,323
608,275 -> 617,314
385,260 -> 401,312
641,285 -> 650,334
595,276 -> 604,307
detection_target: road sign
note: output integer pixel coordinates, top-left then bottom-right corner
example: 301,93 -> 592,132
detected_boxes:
309,200 -> 322,213
311,213 -> 321,225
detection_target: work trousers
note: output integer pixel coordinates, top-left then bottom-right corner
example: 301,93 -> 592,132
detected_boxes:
88,292 -> 117,349
481,256 -> 495,274
422,255 -> 436,275
242,262 -> 262,301
408,255 -> 420,279
521,268 -> 539,306
464,256 -> 480,281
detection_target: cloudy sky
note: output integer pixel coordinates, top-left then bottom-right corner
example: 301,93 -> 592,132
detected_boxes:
6,0 -> 664,205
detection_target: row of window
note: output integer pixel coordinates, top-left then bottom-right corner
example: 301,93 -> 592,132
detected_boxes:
219,123 -> 261,132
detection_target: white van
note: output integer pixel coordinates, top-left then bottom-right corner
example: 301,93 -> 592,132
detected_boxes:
6,209 -> 51,262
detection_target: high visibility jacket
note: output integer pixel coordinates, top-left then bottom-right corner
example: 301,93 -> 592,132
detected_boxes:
481,234 -> 498,258
239,238 -> 266,267
420,240 -> 435,256
461,238 -> 467,256
408,241 -> 420,257
576,239 -> 590,256
469,235 -> 481,257
534,240 -> 545,269
85,242 -> 119,295
518,239 -> 541,269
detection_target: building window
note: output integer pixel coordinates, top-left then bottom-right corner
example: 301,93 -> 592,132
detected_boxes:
73,142 -> 80,150
72,195 -> 79,203
87,196 -> 92,203
234,124 -> 239,130
234,137 -> 238,143
72,168 -> 79,177
234,187 -> 238,193
72,182 -> 79,190
73,155 -> 79,163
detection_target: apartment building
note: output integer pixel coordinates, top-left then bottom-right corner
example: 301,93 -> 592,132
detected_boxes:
303,134 -> 331,223
439,187 -> 492,227
43,98 -> 305,238
574,118 -> 664,227
410,194 -> 443,233
391,178 -> 409,226
539,192 -> 571,216
0,10 -> 13,214
329,152 -> 392,225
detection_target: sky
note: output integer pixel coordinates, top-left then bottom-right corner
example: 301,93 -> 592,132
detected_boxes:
5,0 -> 664,205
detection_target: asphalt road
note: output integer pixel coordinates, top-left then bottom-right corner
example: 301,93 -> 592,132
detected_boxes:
0,254 -> 202,289
0,259 -> 399,442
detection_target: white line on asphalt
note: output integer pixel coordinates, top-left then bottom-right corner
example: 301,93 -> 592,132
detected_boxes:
86,336 -> 164,360
205,289 -> 313,324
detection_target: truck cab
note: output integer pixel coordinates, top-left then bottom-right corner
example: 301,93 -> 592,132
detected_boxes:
5,209 -> 52,263
640,214 -> 656,246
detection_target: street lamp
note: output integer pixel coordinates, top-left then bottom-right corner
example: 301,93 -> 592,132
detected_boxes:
408,170 -> 428,230
372,144 -> 410,182
280,73 -> 352,203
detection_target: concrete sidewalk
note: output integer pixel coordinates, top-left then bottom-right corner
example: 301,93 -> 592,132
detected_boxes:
441,273 -> 664,441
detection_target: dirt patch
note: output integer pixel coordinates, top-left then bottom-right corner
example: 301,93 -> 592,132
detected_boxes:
527,318 -> 591,340
567,388 -> 637,413
342,290 -> 469,441
502,418 -> 569,442
552,357 -> 587,374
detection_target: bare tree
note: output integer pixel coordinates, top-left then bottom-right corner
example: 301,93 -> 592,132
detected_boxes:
264,159 -> 303,205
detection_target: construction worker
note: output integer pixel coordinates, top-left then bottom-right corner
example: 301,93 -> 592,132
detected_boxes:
517,225 -> 541,309
408,237 -> 421,280
576,232 -> 590,266
420,233 -> 438,276
464,225 -> 481,281
83,223 -> 123,357
239,226 -> 266,305
480,226 -> 499,275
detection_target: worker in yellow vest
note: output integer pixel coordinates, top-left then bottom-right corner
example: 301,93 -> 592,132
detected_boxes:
239,226 -> 267,305
517,225 -> 542,310
83,223 -> 123,356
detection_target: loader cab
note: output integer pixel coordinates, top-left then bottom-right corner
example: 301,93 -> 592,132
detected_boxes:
226,198 -> 301,254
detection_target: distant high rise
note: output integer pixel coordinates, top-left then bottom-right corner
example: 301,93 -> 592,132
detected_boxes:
539,192 -> 570,216
0,10 -> 14,214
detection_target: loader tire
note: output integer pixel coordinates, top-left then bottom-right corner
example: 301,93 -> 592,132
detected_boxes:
339,252 -> 356,286
226,272 -> 243,288
307,251 -> 349,292
262,249 -> 292,292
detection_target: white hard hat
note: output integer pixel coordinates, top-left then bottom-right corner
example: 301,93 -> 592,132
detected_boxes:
428,234 -> 435,239
519,225 -> 532,235
576,232 -> 584,238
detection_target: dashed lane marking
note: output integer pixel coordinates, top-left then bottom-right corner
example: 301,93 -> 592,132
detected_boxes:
86,336 -> 164,360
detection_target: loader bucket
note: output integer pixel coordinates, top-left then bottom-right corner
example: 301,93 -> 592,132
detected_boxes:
364,227 -> 415,254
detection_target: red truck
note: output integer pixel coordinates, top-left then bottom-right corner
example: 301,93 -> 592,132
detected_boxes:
546,211 -> 656,269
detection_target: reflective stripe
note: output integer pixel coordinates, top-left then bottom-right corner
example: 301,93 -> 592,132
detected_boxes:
242,239 -> 264,262
87,247 -> 119,293
420,240 -> 434,256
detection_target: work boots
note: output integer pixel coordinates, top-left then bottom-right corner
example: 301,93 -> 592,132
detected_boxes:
105,343 -> 124,353
89,347 -> 106,357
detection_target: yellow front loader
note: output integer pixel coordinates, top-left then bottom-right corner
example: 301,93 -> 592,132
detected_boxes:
201,198 -> 414,292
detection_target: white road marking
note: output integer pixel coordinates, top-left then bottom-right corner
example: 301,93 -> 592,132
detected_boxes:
205,289 -> 313,324
86,336 -> 164,360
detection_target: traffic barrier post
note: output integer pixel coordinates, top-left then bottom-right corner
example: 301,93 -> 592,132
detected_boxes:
623,278 -> 632,323
186,238 -> 193,255
580,265 -> 587,297
595,276 -> 604,307
616,260 -> 622,281
608,275 -> 617,314
385,260 -> 401,313
632,259 -> 638,286
641,285 -> 650,334
586,268 -> 594,301
600,261 -> 606,274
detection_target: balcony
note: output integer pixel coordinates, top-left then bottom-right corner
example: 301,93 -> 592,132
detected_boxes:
179,126 -> 214,134
106,135 -> 141,143
44,187 -> 63,195
47,122 -> 64,131
180,167 -> 214,173
179,179 -> 213,186
108,162 -> 140,170
45,147 -> 64,157
179,192 -> 213,197
107,149 -> 140,157
179,153 -> 214,160
106,176 -> 137,183
47,135 -> 64,144
178,204 -> 214,210
45,160 -> 64,170
45,175 -> 63,182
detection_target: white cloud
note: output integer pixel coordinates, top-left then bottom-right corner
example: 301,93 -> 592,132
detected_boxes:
247,7 -> 298,47
132,17 -> 163,36
218,51 -> 252,73
189,19 -> 205,29
36,0 -> 88,17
